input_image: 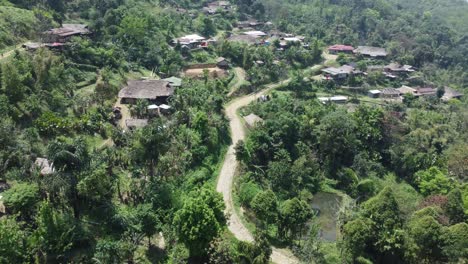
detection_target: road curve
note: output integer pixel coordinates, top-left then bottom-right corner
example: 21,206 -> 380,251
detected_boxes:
216,79 -> 299,264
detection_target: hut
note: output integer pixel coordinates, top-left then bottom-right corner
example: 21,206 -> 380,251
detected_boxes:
244,113 -> 264,128
118,80 -> 174,105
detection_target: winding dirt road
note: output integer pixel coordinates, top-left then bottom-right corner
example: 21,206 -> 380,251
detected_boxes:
216,79 -> 299,264
227,67 -> 247,97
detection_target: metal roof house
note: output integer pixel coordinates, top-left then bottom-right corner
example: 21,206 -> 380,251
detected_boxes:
354,46 -> 388,58
118,80 -> 174,104
328,44 -> 354,54
43,24 -> 90,43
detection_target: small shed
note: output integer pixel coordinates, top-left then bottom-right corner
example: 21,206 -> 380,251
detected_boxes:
368,90 -> 381,98
216,57 -> 229,69
163,77 -> 183,87
244,113 -> 264,128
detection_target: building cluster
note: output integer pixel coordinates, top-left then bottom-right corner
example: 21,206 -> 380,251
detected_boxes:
23,24 -> 91,51
203,1 -> 233,15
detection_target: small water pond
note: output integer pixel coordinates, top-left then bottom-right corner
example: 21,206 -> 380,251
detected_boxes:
310,192 -> 343,242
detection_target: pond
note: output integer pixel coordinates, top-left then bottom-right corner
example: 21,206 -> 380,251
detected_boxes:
310,192 -> 343,242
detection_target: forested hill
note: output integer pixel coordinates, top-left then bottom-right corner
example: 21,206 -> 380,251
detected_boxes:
258,0 -> 468,71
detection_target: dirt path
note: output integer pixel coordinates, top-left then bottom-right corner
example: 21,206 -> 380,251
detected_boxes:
0,43 -> 26,61
227,67 -> 247,97
216,79 -> 299,264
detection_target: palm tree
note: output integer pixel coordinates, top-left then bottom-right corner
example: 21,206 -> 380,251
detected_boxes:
47,137 -> 89,219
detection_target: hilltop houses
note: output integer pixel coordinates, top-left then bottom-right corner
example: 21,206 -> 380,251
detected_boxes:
173,34 -> 215,49
203,1 -> 232,14
236,19 -> 264,29
118,80 -> 175,105
322,65 -> 361,80
227,34 -> 259,45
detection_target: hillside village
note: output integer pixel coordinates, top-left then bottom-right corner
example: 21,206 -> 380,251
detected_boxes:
0,0 -> 467,263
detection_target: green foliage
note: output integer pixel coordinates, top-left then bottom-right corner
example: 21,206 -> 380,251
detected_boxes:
443,223 -> 468,262
238,180 -> 261,208
31,202 -> 79,260
407,215 -> 445,262
251,189 -> 278,225
415,167 -> 453,196
0,6 -> 37,49
445,188 -> 467,224
0,217 -> 29,263
278,198 -> 313,239
173,187 -> 225,256
315,110 -> 358,176
2,182 -> 39,216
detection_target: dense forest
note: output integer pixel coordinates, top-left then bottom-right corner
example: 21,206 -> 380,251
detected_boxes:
0,0 -> 467,263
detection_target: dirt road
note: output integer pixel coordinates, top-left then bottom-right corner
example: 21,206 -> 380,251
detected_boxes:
0,43 -> 26,61
228,67 -> 247,97
216,79 -> 299,264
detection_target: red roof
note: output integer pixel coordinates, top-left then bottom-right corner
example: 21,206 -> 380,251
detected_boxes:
328,44 -> 354,51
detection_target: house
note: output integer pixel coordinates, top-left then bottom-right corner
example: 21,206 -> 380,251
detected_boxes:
162,77 -> 182,87
43,24 -> 90,43
384,63 -> 415,74
244,113 -> 263,128
442,87 -> 463,101
203,1 -> 232,14
278,37 -> 303,48
202,6 -> 217,14
328,44 -> 354,54
381,88 -> 400,99
125,119 -> 148,130
415,87 -> 437,97
173,34 -> 206,49
322,65 -> 359,80
34,158 -> 55,176
368,90 -> 381,98
318,96 -> 349,104
243,31 -> 267,37
227,34 -> 259,45
354,46 -> 387,58
118,80 -> 174,104
397,85 -> 418,96
236,19 -> 263,29
216,57 -> 229,69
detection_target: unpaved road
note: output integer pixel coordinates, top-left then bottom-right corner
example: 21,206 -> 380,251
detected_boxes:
228,67 -> 247,97
216,79 -> 299,264
0,43 -> 26,61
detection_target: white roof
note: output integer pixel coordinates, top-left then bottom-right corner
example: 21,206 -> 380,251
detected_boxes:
243,31 -> 267,37
183,34 -> 205,40
284,37 -> 301,42
148,104 -> 159,109
318,96 -> 348,103
159,104 -> 171,110
369,90 -> 381,94
331,96 -> 348,101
